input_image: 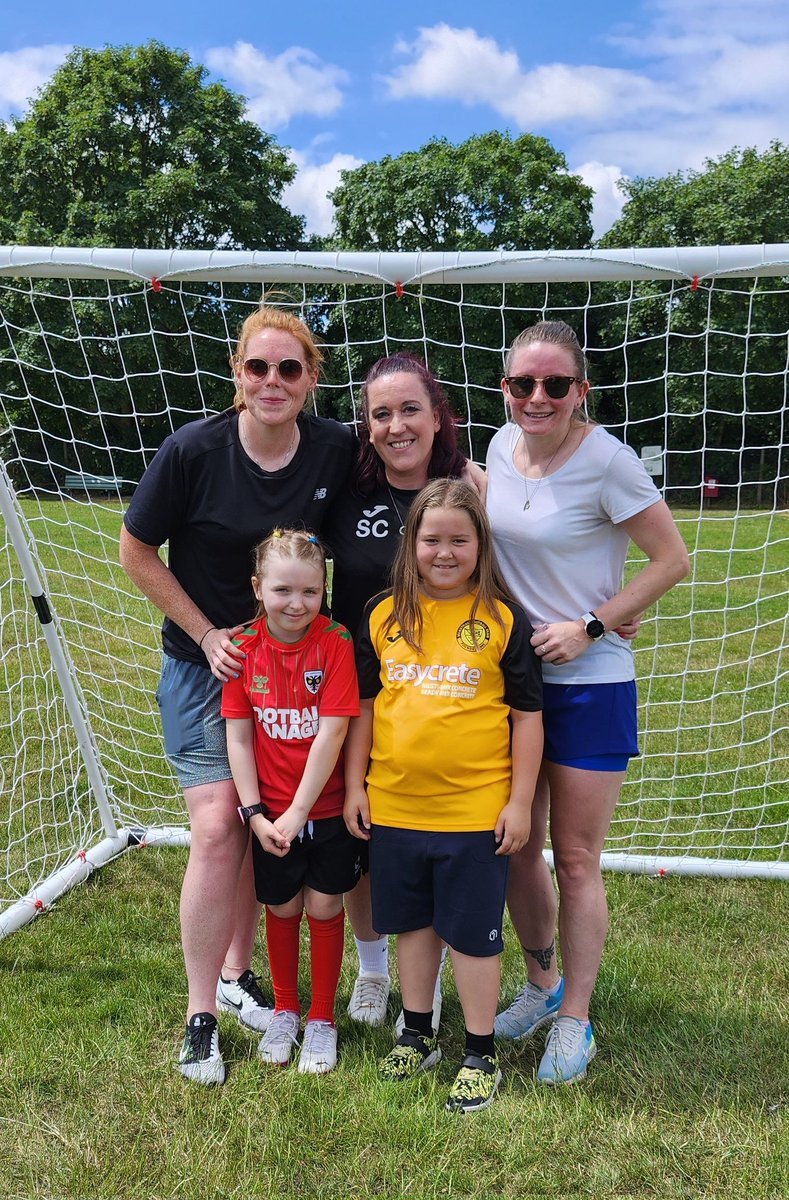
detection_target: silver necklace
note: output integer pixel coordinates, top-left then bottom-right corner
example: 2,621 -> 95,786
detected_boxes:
386,482 -> 408,534
240,415 -> 297,472
520,427 -> 573,510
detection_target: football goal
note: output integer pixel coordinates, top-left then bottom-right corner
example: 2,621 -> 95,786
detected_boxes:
0,243 -> 787,936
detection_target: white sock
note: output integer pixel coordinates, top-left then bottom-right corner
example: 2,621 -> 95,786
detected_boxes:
355,935 -> 389,977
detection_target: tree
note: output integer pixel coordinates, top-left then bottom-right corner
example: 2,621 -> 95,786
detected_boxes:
0,41 -> 302,249
0,42 -> 305,488
593,144 -> 789,498
329,131 -> 592,252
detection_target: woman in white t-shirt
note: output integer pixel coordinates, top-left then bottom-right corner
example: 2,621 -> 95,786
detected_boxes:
485,320 -> 689,1084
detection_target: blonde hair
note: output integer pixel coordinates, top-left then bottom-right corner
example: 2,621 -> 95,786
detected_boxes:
387,479 -> 510,652
231,304 -> 324,412
252,528 -> 327,618
504,320 -> 590,425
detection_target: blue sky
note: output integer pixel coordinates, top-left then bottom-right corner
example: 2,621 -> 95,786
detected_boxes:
1,0 -> 787,241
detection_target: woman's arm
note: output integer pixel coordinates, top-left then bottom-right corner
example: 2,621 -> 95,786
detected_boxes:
225,717 -> 289,856
461,459 -> 487,501
119,525 -> 245,680
343,699 -> 374,840
532,500 -> 690,666
274,715 -> 351,844
495,708 -> 543,855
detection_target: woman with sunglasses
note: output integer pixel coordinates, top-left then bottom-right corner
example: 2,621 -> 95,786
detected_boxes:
485,320 -> 688,1084
120,305 -> 354,1085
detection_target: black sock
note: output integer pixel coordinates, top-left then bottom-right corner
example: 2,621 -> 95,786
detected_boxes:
465,1029 -> 495,1060
402,1009 -> 434,1038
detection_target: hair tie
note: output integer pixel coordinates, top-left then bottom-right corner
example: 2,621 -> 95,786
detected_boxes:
271,528 -> 282,539
307,535 -> 319,545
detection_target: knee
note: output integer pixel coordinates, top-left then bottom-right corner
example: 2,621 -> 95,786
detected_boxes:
305,892 -> 343,922
553,845 -> 601,892
190,811 -> 245,865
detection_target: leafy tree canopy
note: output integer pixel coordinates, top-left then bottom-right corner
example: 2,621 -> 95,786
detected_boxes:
0,41 -> 303,249
601,142 -> 789,248
329,131 -> 593,251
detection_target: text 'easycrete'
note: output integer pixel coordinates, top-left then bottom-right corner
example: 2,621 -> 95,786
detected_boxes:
384,660 -> 481,687
254,705 -> 319,739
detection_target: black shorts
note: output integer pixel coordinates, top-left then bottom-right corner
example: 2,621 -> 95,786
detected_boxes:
252,814 -> 363,906
369,825 -> 509,957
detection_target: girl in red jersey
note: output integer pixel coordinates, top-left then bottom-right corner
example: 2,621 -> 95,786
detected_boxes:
222,529 -> 360,1074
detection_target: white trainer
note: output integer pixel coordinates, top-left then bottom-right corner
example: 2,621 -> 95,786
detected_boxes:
217,970 -> 275,1033
298,1020 -> 338,1074
178,1012 -> 226,1085
257,1010 -> 301,1066
347,973 -> 390,1026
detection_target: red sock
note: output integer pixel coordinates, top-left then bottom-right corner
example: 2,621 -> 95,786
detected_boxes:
306,910 -> 344,1024
265,908 -> 302,1014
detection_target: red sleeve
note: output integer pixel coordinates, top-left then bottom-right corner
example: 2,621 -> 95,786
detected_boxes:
318,626 -> 360,717
221,670 -> 253,719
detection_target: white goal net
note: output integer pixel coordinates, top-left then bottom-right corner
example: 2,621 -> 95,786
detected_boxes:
1,244 -> 787,935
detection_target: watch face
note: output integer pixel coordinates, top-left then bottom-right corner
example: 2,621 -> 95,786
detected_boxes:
586,618 -> 605,639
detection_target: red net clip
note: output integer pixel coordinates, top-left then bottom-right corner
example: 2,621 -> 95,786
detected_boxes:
77,850 -> 87,862
151,276 -> 162,293
395,281 -> 404,299
658,867 -> 668,878
690,275 -> 699,292
34,898 -> 45,911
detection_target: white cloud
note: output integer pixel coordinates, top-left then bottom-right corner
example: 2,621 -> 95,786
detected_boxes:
0,45 -> 71,119
205,41 -> 348,129
284,151 -> 364,238
574,162 -> 628,240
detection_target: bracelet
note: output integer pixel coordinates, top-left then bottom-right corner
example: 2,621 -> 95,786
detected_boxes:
198,626 -> 216,649
238,803 -> 267,825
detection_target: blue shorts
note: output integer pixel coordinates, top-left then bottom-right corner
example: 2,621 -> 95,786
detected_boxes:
155,655 -> 232,790
542,681 -> 638,771
369,825 -> 509,957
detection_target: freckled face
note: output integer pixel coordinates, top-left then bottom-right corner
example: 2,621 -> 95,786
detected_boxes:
503,343 -> 589,442
415,507 -> 479,600
236,329 -> 317,430
366,374 -> 441,488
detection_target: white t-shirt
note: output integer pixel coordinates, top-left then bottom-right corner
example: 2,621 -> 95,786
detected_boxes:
486,423 -> 662,684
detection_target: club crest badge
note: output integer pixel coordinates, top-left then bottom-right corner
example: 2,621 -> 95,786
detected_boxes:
304,669 -> 324,694
456,619 -> 491,652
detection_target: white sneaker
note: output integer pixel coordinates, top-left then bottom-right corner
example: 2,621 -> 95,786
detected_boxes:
217,970 -> 275,1033
298,1020 -> 338,1074
258,1010 -> 300,1066
178,1012 -> 226,1085
395,990 -> 443,1037
347,973 -> 390,1026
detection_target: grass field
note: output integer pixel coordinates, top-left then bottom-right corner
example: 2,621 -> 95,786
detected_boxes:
0,498 -> 787,1198
0,847 -> 786,1199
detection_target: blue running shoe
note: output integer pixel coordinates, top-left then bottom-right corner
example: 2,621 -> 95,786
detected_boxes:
495,977 -> 564,1040
537,1015 -> 597,1084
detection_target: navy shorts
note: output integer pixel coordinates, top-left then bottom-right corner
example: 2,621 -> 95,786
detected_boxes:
253,815 -> 363,906
369,825 -> 509,957
542,681 -> 638,771
155,655 -> 232,790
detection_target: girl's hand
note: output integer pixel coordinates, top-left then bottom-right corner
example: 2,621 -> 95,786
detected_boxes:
202,624 -> 247,682
250,813 -> 290,858
530,620 -> 591,666
274,805 -> 307,846
494,803 -> 532,856
344,787 -> 371,840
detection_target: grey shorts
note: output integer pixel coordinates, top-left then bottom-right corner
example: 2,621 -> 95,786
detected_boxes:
155,654 -> 233,790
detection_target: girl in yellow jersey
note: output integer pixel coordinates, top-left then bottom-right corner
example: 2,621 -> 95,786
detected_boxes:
344,479 -> 543,1113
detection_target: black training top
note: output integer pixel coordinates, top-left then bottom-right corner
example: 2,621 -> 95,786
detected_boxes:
123,408 -> 354,662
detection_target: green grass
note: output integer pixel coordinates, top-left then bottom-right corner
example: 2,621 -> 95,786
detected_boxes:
0,848 -> 786,1199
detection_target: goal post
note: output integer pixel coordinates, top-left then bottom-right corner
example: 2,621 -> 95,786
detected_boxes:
0,243 -> 787,937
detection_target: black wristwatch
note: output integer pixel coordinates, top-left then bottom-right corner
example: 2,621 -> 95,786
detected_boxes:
581,611 -> 606,640
237,803 -> 268,825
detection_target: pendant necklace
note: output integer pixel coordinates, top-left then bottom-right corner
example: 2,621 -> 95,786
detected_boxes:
386,482 -> 408,535
520,427 -> 573,510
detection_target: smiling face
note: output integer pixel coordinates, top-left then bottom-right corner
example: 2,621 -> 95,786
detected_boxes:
503,342 -> 589,445
235,328 -> 318,431
365,373 -> 441,488
415,506 -> 480,600
253,555 -> 324,643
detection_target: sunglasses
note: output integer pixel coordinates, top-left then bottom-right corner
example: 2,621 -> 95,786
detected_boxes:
505,375 -> 580,400
242,357 -> 305,383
